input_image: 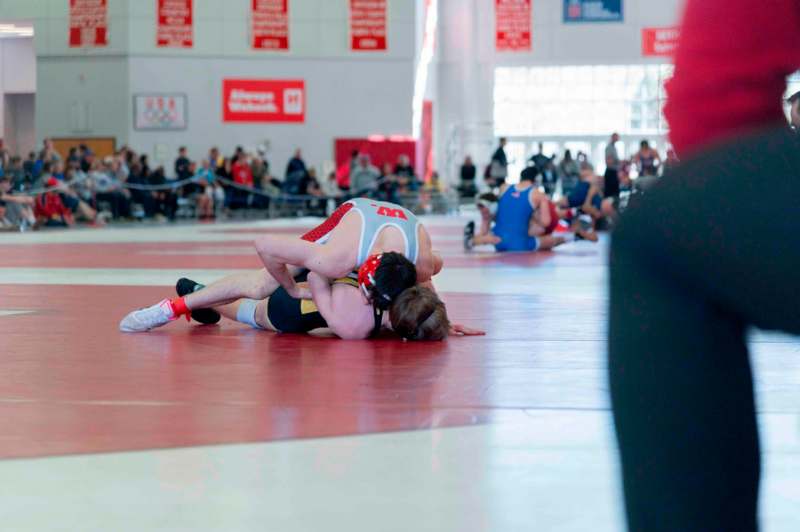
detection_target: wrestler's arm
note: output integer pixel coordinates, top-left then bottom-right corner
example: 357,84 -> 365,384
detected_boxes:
255,235 -> 351,298
307,271 -> 370,340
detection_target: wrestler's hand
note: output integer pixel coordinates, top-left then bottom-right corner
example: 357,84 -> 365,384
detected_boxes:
449,323 -> 486,336
287,283 -> 313,300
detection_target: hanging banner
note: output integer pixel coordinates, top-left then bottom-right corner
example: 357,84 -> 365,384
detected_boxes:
252,0 -> 289,51
350,0 -> 387,51
134,94 -> 188,130
223,79 -> 305,123
157,0 -> 194,48
564,0 -> 623,23
69,0 -> 108,48
495,0 -> 531,52
642,27 -> 679,57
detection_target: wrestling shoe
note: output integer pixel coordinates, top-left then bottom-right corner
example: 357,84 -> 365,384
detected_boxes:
463,221 -> 475,251
119,299 -> 177,332
176,278 -> 221,325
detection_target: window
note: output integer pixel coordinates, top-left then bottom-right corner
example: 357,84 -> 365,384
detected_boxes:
494,65 -> 674,137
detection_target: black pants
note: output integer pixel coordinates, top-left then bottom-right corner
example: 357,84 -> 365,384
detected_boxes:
609,127 -> 800,531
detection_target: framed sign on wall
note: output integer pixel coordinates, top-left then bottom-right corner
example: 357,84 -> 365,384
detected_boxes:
133,93 -> 188,130
564,0 -> 623,23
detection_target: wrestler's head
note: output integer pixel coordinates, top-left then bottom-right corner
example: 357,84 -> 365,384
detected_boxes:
389,286 -> 450,341
359,252 -> 417,311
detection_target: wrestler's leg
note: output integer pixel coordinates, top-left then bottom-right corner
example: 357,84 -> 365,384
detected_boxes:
213,298 -> 277,332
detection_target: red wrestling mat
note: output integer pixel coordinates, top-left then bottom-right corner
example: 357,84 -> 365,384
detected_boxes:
0,285 -> 539,459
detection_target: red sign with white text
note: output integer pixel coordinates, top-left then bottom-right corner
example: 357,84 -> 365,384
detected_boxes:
642,27 -> 680,57
252,0 -> 289,50
350,0 -> 387,51
223,79 -> 305,123
496,0 -> 531,52
157,0 -> 193,48
69,0 -> 108,47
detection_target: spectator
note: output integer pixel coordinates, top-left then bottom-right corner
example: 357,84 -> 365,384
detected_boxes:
175,146 -> 192,180
193,159 -> 219,220
23,151 -> 37,181
139,154 -> 151,178
286,148 -> 307,178
632,140 -> 661,177
149,166 -> 177,220
488,137 -> 508,187
92,159 -> 131,220
321,171 -> 341,198
0,175 -> 36,230
458,155 -> 477,198
127,162 -> 159,219
662,148 -> 680,173
378,162 -> 400,203
35,178 -> 74,227
604,132 -> 621,200
530,143 -> 556,196
5,156 -> 26,192
349,154 -> 380,196
558,149 -> 580,195
39,138 -> 62,166
394,154 -> 415,179
227,152 -> 253,210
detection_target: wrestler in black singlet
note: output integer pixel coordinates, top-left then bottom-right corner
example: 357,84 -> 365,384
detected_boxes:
266,271 -> 359,334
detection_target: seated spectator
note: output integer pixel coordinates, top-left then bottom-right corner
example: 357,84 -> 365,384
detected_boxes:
227,152 -> 254,210
39,138 -> 62,167
193,159 -> 219,220
175,146 -> 200,196
35,178 -> 74,227
286,149 -> 307,179
394,154 -> 414,179
458,156 -> 477,198
127,162 -> 159,219
5,156 -> 26,191
46,162 -> 99,223
0,176 -> 36,230
377,162 -> 400,204
23,151 -> 38,182
92,158 -> 131,220
149,166 -> 177,221
321,171 -> 341,198
350,154 -> 380,196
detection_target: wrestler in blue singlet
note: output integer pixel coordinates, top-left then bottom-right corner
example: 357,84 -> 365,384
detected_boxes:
493,184 -> 538,252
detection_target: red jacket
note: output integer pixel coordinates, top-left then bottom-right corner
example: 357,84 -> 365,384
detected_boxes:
231,162 -> 254,187
665,0 -> 800,156
35,192 -> 71,221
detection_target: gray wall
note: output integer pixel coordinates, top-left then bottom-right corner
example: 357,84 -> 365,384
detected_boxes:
1,0 -> 420,173
0,37 -> 36,152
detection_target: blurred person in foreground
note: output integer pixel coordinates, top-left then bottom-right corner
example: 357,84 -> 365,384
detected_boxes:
608,1 -> 800,530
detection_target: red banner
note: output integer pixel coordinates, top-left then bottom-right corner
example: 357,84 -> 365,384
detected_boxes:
642,27 -> 680,57
252,0 -> 289,50
69,0 -> 108,47
223,79 -> 305,123
496,0 -> 531,52
157,0 -> 193,48
350,0 -> 387,51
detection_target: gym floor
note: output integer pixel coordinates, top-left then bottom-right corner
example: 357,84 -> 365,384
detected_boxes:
1,217 -> 799,531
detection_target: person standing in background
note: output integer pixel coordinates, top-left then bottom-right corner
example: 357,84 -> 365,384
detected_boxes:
604,133 -> 621,199
488,137 -> 509,188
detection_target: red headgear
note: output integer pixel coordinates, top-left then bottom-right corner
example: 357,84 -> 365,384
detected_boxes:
358,253 -> 384,300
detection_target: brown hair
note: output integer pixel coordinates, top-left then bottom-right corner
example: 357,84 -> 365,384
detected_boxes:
389,286 -> 450,341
